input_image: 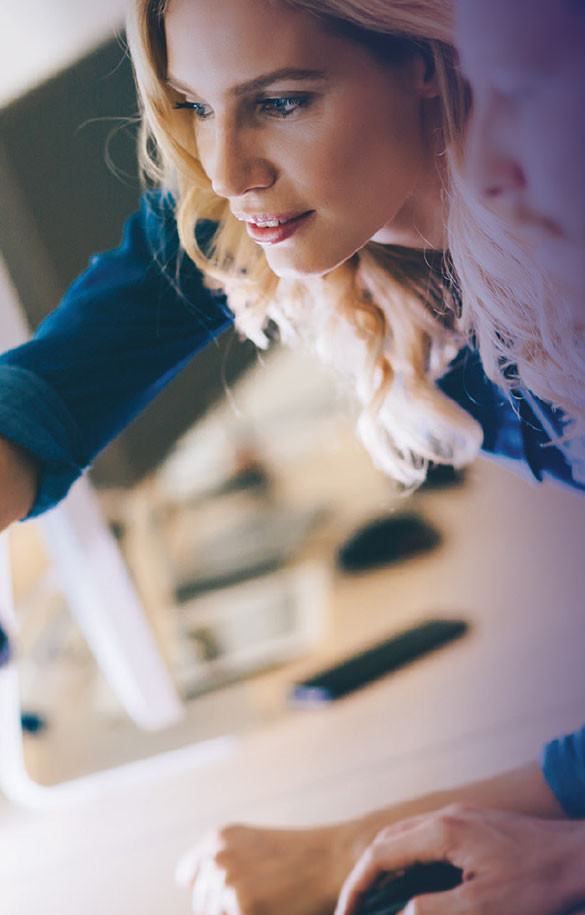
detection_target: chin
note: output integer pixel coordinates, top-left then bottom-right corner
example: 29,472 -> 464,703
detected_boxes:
265,244 -> 362,280
265,255 -> 338,279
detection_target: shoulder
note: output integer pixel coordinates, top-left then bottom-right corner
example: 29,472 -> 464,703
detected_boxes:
138,189 -> 219,260
438,346 -> 585,491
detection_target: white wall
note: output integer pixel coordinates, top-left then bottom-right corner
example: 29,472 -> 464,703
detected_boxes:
0,0 -> 127,106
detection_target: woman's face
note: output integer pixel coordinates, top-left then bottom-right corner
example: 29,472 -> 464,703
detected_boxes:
165,0 -> 443,278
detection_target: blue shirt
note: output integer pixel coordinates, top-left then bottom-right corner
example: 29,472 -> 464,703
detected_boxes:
0,189 -> 583,809
0,192 -> 233,515
1,191 -> 583,516
542,728 -> 585,818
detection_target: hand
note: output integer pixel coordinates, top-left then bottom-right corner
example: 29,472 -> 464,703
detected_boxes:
176,821 -> 356,915
334,803 -> 585,915
0,436 -> 38,530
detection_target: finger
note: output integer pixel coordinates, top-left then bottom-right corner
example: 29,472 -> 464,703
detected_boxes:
192,859 -> 222,915
335,843 -> 402,915
335,820 -> 455,915
384,814 -> 431,836
176,846 -> 202,887
403,884 -> 472,915
222,885 -> 242,915
176,834 -> 220,887
371,816 -> 457,871
206,867 -> 228,915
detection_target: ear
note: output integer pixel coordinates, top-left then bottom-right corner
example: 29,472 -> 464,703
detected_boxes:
412,50 -> 440,99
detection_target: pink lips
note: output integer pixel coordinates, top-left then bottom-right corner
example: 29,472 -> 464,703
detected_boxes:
243,211 -> 315,245
235,210 -> 308,224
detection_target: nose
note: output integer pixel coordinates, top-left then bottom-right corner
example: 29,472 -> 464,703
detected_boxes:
466,90 -> 527,202
204,117 -> 276,200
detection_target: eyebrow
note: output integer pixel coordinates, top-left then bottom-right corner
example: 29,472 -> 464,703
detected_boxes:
166,67 -> 328,98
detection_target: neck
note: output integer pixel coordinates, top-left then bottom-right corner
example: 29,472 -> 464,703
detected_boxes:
372,166 -> 446,250
371,108 -> 448,251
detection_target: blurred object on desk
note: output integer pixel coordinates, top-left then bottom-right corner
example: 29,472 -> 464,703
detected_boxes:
420,463 -> 467,491
290,618 -> 469,704
5,344 -> 366,788
337,513 -> 441,574
175,562 -> 330,699
0,622 -> 11,667
171,503 -> 327,602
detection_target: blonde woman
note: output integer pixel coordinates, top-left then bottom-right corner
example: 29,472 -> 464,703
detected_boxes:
1,0 -> 583,532
0,1 -> 583,913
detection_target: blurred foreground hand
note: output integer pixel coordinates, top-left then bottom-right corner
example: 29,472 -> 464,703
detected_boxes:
334,804 -> 585,915
176,822 -> 356,915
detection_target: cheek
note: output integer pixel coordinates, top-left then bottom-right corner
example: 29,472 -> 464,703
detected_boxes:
275,121 -> 372,214
312,112 -> 421,211
195,129 -> 214,176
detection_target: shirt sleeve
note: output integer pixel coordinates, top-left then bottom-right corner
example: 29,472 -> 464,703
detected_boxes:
438,347 -> 585,492
540,727 -> 585,818
0,191 -> 233,516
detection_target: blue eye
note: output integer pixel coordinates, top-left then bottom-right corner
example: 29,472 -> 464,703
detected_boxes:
173,101 -> 212,119
173,96 -> 310,120
260,96 -> 309,117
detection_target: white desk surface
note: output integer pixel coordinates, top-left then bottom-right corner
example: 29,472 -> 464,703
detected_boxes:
2,458 -> 585,915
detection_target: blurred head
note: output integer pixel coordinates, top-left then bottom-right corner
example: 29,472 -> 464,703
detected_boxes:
457,0 -> 585,311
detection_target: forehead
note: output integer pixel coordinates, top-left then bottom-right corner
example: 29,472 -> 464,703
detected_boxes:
165,0 -> 333,86
457,0 -> 582,75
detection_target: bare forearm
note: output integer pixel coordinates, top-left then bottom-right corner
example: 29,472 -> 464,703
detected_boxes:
175,762 -> 570,915
0,436 -> 39,530
340,760 -> 566,865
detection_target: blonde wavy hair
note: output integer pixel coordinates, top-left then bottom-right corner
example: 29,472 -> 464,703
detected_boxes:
126,0 -> 583,487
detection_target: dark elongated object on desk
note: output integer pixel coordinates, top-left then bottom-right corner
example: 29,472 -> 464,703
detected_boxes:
354,862 -> 463,915
291,618 -> 469,703
337,513 -> 441,574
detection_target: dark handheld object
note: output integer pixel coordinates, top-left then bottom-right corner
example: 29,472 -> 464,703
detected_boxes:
354,862 -> 464,915
291,618 -> 468,703
337,514 -> 441,574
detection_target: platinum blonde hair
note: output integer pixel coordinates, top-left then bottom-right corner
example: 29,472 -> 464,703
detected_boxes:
126,0 -> 584,487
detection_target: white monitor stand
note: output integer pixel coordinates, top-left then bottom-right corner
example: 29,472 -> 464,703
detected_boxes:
0,254 -> 184,806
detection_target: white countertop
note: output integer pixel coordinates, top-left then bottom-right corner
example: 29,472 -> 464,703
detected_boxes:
2,458 -> 585,914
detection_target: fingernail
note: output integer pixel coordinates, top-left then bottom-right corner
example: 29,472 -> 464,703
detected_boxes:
175,853 -> 193,886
